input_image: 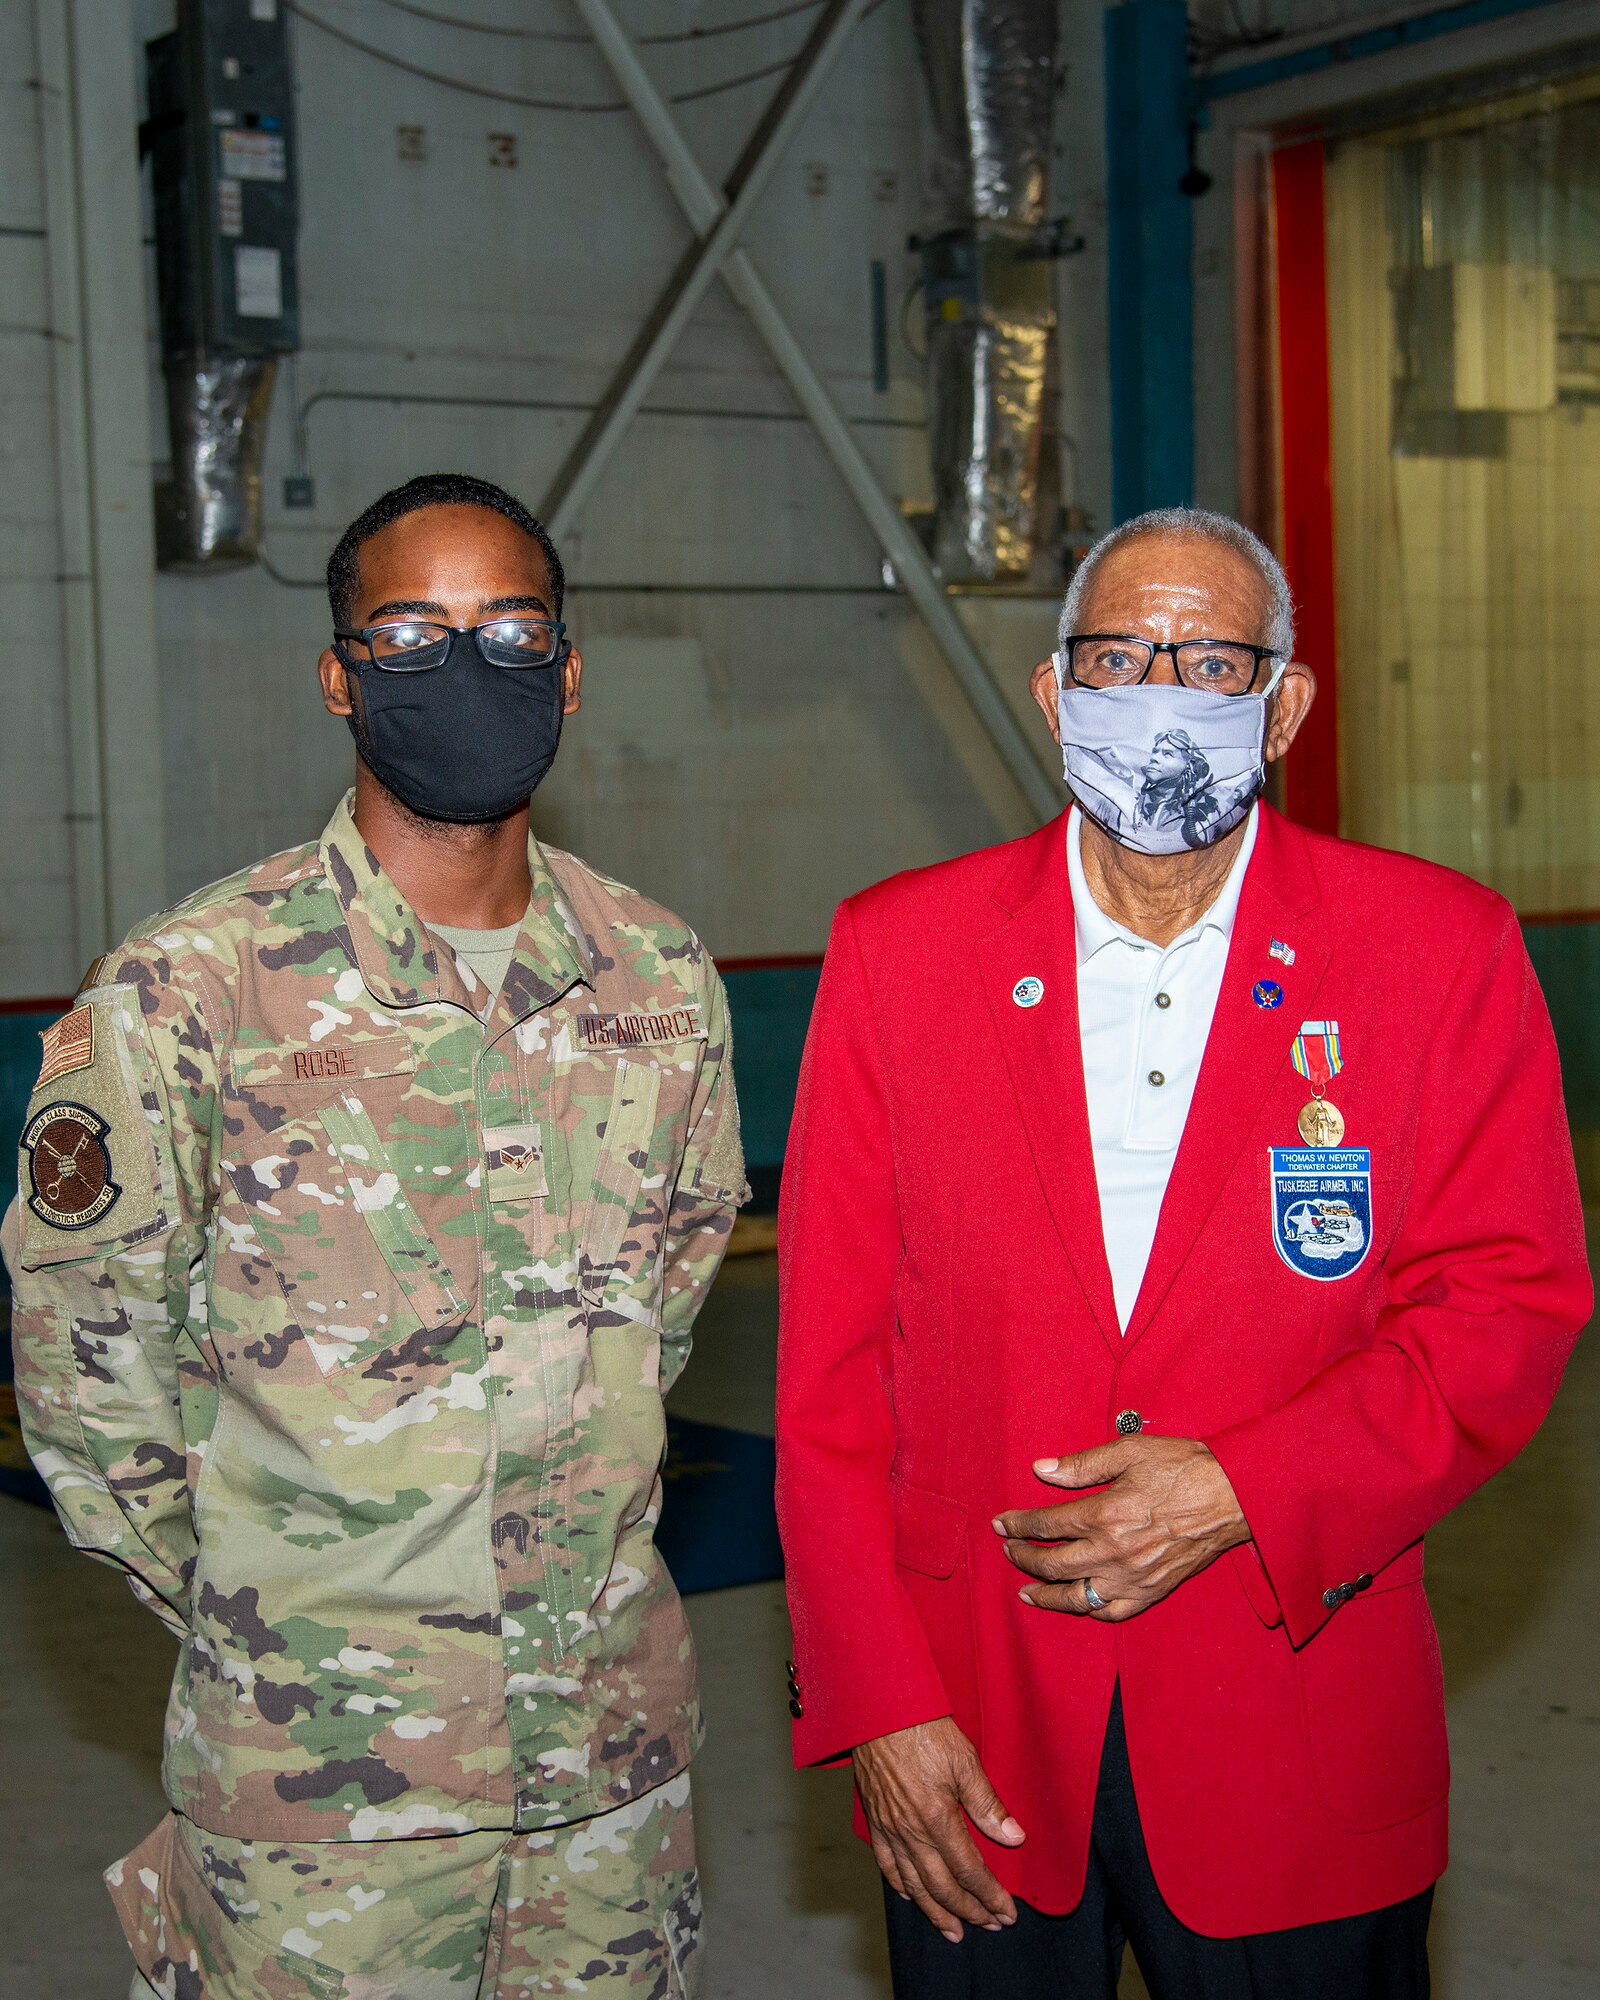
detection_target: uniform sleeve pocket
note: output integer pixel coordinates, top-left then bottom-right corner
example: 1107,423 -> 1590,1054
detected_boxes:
16,994 -> 172,1271
582,1059 -> 663,1298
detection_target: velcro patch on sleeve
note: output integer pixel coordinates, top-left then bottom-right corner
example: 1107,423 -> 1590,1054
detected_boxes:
18,993 -> 167,1263
575,1004 -> 707,1050
699,1087 -> 750,1208
36,1006 -> 95,1092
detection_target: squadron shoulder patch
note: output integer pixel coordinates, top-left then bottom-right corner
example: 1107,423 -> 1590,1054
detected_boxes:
36,1005 -> 95,1092
22,1101 -> 122,1231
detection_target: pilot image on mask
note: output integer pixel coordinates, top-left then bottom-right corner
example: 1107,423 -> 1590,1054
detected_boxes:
1056,672 -> 1280,860
1135,727 -> 1260,848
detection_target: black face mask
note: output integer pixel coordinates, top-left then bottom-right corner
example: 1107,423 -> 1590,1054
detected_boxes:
343,627 -> 567,824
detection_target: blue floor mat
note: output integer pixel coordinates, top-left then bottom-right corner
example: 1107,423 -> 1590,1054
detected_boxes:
658,1413 -> 783,1595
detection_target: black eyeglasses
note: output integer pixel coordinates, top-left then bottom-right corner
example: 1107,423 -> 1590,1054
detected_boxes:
1062,635 -> 1282,697
334,617 -> 569,674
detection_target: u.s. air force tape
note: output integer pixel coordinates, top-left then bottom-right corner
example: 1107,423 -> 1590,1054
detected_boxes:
22,1101 -> 123,1231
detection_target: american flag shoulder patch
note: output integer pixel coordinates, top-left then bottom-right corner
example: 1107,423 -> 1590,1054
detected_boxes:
37,1005 -> 96,1092
576,1004 -> 707,1049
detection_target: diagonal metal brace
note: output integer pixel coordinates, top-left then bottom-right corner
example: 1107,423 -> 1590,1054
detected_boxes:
543,0 -> 871,538
558,0 -> 1062,822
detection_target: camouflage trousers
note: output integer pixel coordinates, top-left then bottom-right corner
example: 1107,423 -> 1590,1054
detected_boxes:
113,1773 -> 700,2000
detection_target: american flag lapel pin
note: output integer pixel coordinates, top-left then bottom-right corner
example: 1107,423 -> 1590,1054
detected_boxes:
1269,938 -> 1296,966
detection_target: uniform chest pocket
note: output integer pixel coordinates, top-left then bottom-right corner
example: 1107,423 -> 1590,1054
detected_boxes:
221,1052 -> 470,1375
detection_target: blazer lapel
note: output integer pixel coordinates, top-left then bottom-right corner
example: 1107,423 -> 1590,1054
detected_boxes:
1122,808 -> 1330,1348
977,819 -> 1124,1356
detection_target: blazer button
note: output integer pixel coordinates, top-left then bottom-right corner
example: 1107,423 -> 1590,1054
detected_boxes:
1115,1409 -> 1143,1436
1323,1586 -> 1342,1610
1354,1574 -> 1373,1591
789,1697 -> 804,1719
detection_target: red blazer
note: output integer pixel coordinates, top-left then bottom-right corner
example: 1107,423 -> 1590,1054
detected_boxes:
775,806 -> 1589,1935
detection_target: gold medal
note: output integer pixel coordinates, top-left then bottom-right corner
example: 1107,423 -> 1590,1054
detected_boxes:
1297,1094 -> 1345,1147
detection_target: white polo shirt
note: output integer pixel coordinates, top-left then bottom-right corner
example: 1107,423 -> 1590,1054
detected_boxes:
1068,803 -> 1260,1329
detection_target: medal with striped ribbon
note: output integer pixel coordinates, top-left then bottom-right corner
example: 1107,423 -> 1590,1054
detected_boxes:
1291,1020 -> 1346,1147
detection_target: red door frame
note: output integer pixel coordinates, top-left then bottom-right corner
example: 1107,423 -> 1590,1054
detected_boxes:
1271,140 -> 1341,835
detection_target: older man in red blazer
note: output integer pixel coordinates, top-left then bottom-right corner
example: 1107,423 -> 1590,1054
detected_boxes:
775,508 -> 1589,1998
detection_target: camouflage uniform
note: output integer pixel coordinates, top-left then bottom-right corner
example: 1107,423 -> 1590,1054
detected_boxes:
4,793 -> 746,1995
117,1771 -> 699,1999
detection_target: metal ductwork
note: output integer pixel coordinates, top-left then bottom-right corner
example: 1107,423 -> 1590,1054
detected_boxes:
912,0 -> 1060,583
159,354 -> 280,570
146,0 -> 299,572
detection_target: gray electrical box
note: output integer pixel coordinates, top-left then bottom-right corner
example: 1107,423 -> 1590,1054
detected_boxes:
147,0 -> 299,357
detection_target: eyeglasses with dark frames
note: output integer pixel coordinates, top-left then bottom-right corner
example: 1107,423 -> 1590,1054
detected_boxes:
1062,635 -> 1283,697
334,616 -> 570,674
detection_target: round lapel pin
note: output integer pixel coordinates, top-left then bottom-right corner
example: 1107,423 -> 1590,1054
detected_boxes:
1012,976 -> 1045,1009
1252,979 -> 1284,1010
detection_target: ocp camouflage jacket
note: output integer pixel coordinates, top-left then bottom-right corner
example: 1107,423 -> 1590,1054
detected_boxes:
4,794 -> 747,1840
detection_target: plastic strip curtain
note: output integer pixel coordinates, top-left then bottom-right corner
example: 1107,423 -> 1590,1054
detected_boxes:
1325,78 -> 1600,918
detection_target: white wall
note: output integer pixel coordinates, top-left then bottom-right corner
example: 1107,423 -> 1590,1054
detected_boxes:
20,0 -> 1536,994
142,0 -> 1054,962
0,5 -> 77,998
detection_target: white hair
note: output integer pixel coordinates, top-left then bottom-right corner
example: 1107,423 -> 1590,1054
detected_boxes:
1058,507 -> 1296,659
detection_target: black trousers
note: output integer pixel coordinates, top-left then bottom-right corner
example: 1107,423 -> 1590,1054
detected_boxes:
883,1690 -> 1432,2000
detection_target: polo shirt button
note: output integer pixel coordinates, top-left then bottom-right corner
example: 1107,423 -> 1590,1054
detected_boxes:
1148,1070 -> 1165,1087
1115,1410 -> 1143,1436
1323,1586 -> 1342,1610
1155,992 -> 1172,1009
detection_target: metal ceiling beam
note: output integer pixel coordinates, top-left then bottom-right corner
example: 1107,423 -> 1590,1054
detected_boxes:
543,0 -> 870,539
561,0 -> 1062,823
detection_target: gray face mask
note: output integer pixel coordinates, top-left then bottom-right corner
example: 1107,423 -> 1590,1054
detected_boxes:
1054,654 -> 1285,856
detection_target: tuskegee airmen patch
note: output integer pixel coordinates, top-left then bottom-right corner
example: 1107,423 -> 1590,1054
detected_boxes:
22,1101 -> 122,1230
1269,1147 -> 1372,1280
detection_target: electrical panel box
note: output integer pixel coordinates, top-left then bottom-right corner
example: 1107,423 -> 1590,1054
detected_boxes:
147,0 -> 299,356
1393,264 -> 1555,416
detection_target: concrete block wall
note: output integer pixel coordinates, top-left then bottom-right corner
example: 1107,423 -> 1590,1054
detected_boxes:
0,6 -> 79,1001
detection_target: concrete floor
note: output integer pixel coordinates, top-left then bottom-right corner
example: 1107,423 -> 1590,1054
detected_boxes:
2,1249 -> 1594,1998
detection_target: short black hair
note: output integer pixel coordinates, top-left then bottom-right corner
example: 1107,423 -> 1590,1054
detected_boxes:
326,473 -> 566,627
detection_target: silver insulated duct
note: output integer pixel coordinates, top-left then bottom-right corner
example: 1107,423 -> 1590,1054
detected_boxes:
157,355 -> 277,573
912,0 -> 1058,582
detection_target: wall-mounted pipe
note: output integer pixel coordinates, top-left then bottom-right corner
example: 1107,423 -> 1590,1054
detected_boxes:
911,0 -> 1060,583
158,354 -> 278,572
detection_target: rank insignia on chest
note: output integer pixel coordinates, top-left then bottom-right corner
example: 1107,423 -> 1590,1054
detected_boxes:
1269,1147 -> 1372,1281
22,1101 -> 122,1231
485,1123 -> 549,1202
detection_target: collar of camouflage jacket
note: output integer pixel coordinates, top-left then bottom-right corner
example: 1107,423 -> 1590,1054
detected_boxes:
319,791 -> 596,1021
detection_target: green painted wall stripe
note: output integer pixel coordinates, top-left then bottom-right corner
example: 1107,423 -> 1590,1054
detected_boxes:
2,929 -> 1588,1232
